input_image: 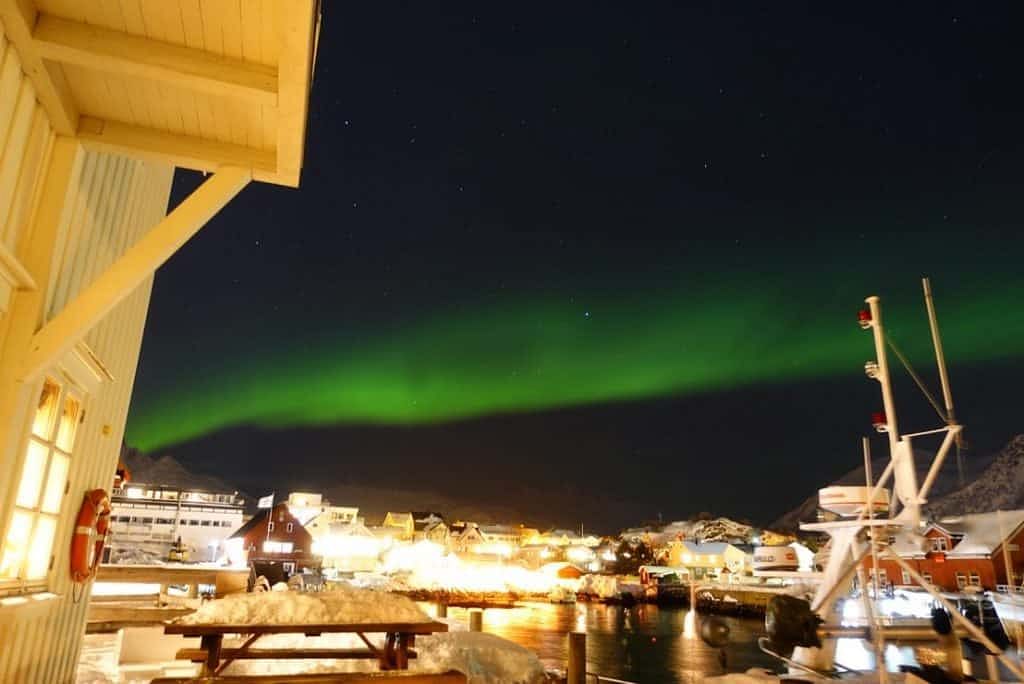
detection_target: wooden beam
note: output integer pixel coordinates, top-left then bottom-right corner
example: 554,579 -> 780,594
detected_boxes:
0,0 -> 78,134
275,0 -> 318,187
33,13 -> 278,106
20,166 -> 251,381
76,117 -> 278,181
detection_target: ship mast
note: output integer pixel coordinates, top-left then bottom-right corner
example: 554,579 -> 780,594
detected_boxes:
922,277 -> 965,486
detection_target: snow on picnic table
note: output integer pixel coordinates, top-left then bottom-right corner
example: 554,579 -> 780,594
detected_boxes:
175,585 -> 431,625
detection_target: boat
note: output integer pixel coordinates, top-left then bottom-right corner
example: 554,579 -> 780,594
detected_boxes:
713,280 -> 1024,681
817,485 -> 890,518
752,546 -> 799,572
990,590 -> 1024,644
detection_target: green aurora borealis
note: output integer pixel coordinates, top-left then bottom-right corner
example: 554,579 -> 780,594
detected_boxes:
127,267 -> 1024,452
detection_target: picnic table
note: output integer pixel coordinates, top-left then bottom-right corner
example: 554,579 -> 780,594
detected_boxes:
164,620 -> 448,676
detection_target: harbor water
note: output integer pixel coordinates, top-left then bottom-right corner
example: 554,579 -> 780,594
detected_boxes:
439,601 -> 933,683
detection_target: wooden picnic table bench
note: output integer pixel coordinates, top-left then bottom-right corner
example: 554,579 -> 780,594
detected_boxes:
163,621 -> 448,677
150,671 -> 468,683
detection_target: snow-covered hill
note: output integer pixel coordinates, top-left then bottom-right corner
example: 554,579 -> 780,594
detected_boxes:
652,517 -> 756,544
928,435 -> 1024,516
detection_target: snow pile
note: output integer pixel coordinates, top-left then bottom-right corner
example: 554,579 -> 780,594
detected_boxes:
415,632 -> 546,684
176,586 -> 431,625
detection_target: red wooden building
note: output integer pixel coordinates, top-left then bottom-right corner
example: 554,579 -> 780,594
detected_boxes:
861,510 -> 1024,592
229,502 -> 319,576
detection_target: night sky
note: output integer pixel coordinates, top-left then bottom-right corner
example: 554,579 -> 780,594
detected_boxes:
127,2 -> 1024,530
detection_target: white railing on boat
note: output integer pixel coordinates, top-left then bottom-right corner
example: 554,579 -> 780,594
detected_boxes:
995,585 -> 1024,594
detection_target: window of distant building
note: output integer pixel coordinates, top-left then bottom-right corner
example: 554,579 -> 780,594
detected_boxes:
901,570 -> 911,585
922,572 -> 933,585
1,377 -> 83,593
930,537 -> 949,552
969,572 -> 981,586
956,572 -> 967,589
268,522 -> 275,532
262,541 -> 294,554
887,535 -> 896,545
286,523 -> 294,533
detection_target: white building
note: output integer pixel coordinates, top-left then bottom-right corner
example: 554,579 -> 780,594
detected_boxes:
106,483 -> 244,563
0,2 -> 319,680
284,492 -> 360,544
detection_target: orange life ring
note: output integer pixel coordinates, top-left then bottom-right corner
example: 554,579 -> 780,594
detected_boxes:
70,489 -> 111,583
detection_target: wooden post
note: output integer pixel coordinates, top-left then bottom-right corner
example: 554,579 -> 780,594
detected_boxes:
436,602 -> 447,618
567,631 -> 586,684
938,631 -> 964,680
469,610 -> 483,632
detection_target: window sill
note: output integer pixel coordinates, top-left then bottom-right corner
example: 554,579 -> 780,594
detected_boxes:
0,590 -> 61,612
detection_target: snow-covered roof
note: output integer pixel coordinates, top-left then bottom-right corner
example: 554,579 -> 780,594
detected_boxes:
943,510 -> 1024,557
328,521 -> 375,538
681,541 -> 730,555
888,510 -> 1024,558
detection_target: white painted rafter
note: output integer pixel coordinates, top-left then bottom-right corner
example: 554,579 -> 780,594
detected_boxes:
32,14 -> 278,106
0,0 -> 78,134
21,166 -> 252,381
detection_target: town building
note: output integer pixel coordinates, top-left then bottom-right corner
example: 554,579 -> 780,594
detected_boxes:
859,510 -> 1024,592
0,2 -> 319,679
283,492 -> 360,544
382,512 -> 416,541
413,512 -> 449,546
313,520 -> 383,574
106,482 -> 244,563
226,503 -> 318,578
449,522 -> 485,555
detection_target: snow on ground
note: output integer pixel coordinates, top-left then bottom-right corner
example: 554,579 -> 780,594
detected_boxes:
75,633 -> 120,684
414,631 -> 547,684
176,585 -> 431,625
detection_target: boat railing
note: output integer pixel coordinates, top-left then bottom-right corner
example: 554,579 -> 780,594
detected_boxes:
995,584 -> 1024,594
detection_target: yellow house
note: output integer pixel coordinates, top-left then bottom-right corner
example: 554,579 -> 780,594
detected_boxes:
0,1 -> 319,680
382,512 -> 415,541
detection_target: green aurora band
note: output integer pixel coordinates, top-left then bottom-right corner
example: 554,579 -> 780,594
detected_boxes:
126,271 -> 1024,452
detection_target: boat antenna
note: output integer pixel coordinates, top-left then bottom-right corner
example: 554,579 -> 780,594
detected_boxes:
922,277 -> 966,486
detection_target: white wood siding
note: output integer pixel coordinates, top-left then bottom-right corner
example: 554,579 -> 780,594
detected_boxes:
0,18 -> 175,682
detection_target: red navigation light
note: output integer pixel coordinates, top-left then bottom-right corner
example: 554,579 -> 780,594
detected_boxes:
871,411 -> 888,432
857,309 -> 872,329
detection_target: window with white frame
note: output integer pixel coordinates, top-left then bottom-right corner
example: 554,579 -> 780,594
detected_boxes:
1,378 -> 82,591
901,569 -> 911,585
922,572 -> 933,585
969,571 -> 981,586
930,537 -> 949,552
956,572 -> 967,589
286,522 -> 293,533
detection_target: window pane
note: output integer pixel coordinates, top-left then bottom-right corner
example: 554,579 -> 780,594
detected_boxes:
16,440 -> 50,508
26,515 -> 56,579
56,395 -> 81,452
41,452 -> 69,514
32,380 -> 60,439
0,510 -> 34,579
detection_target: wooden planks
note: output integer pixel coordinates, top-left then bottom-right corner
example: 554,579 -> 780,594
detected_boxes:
33,14 -> 278,105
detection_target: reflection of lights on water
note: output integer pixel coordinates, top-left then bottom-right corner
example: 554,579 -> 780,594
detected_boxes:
575,605 -> 587,632
682,610 -> 696,639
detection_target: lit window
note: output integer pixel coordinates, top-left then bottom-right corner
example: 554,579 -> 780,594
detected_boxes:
1,379 -> 82,588
956,572 -> 967,589
286,523 -> 294,533
901,570 -> 911,584
969,572 -> 981,586
268,522 -> 275,533
931,538 -> 948,552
